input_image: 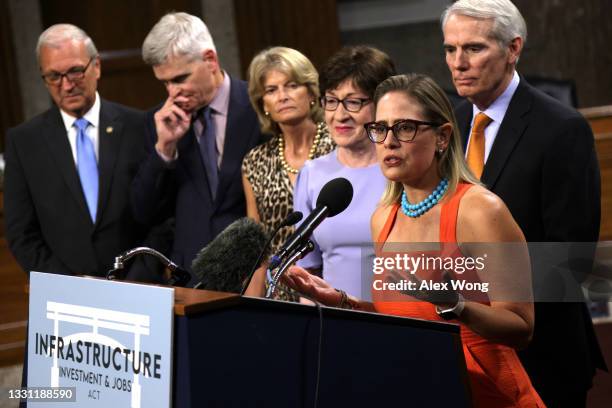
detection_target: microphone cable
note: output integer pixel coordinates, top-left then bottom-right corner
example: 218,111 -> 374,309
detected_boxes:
310,297 -> 324,408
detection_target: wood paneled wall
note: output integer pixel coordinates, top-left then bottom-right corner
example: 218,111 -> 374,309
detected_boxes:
0,192 -> 28,367
0,0 -> 24,152
514,0 -> 612,108
580,105 -> 612,240
233,0 -> 341,75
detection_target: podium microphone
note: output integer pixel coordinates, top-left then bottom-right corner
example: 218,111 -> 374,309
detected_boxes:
269,177 -> 353,270
106,247 -> 191,287
192,218 -> 269,293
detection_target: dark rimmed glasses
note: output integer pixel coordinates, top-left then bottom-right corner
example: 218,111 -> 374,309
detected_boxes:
364,119 -> 442,143
321,96 -> 371,112
41,57 -> 95,85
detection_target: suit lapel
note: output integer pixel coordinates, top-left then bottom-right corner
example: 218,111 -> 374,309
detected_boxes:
180,126 -> 213,203
216,77 -> 250,206
456,101 -> 472,150
96,100 -> 123,225
481,80 -> 532,188
42,107 -> 91,221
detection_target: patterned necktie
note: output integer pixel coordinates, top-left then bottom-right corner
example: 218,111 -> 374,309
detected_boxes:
198,107 -> 219,200
466,112 -> 493,179
74,118 -> 98,221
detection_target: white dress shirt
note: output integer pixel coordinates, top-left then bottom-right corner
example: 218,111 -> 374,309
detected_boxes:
466,71 -> 520,163
59,92 -> 101,164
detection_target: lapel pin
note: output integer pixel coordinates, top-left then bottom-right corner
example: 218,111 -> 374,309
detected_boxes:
106,126 -> 113,134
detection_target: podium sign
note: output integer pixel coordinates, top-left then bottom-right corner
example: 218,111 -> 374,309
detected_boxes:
27,272 -> 174,407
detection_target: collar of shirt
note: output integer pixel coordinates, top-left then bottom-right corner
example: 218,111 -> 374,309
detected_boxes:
193,72 -> 231,167
60,91 -> 101,132
469,71 -> 520,162
59,91 -> 101,162
209,71 -> 230,117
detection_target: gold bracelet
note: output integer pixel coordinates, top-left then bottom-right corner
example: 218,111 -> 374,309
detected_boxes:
335,289 -> 354,310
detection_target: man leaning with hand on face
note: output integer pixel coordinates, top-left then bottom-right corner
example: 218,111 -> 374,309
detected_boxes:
132,12 -> 264,283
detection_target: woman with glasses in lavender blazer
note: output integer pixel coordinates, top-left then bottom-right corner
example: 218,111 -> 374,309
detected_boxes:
292,46 -> 396,299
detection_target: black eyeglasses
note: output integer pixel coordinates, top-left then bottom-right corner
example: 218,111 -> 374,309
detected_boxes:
364,119 -> 442,143
41,57 -> 95,85
321,96 -> 371,112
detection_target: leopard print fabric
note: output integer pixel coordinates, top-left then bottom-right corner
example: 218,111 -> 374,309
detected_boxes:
242,122 -> 335,301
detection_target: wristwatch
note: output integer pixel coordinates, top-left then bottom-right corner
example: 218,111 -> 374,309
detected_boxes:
435,293 -> 465,320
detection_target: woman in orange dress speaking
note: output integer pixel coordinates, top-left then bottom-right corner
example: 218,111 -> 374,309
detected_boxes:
283,74 -> 545,407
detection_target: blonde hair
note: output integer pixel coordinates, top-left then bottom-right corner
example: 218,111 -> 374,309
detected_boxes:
373,74 -> 481,206
247,47 -> 323,136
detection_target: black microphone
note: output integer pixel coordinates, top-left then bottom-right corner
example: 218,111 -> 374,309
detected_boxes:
240,211 -> 303,295
166,264 -> 191,287
106,247 -> 191,287
269,177 -> 353,269
280,211 -> 304,230
192,217 -> 269,293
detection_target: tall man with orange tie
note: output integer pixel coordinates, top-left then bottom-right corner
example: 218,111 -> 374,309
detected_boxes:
442,1 -> 605,406
4,24 -> 148,277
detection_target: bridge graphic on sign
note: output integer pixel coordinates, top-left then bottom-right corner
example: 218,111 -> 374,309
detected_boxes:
46,301 -> 150,408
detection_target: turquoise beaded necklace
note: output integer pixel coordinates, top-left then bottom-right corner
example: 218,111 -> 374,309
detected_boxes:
401,178 -> 449,218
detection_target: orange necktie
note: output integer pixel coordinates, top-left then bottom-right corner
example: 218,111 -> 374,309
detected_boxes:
466,112 -> 492,179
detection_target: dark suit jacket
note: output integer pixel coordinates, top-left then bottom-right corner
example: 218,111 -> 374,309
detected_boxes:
456,79 -> 606,398
131,76 -> 264,279
4,99 -> 148,277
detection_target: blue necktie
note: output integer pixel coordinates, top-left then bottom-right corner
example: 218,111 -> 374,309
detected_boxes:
198,107 -> 219,200
74,118 -> 98,221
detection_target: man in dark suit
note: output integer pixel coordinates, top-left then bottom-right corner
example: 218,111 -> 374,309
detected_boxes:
442,1 -> 606,406
4,24 -> 147,278
132,12 -> 264,282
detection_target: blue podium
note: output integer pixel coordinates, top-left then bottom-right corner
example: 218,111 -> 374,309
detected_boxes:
173,288 -> 472,407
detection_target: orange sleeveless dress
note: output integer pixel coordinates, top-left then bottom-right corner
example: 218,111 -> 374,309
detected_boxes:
374,183 -> 545,408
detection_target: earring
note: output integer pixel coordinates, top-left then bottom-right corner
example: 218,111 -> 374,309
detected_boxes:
264,111 -> 270,116
437,146 -> 444,154
310,100 -> 315,107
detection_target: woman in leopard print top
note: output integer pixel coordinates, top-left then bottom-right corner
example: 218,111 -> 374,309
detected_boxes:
242,47 -> 334,301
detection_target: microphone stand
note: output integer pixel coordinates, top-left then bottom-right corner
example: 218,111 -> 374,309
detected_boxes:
265,240 -> 314,299
106,247 -> 191,287
240,225 -> 281,295
240,211 -> 303,295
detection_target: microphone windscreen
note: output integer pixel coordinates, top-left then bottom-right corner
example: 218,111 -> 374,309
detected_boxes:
282,211 -> 303,227
192,218 -> 268,293
316,177 -> 353,217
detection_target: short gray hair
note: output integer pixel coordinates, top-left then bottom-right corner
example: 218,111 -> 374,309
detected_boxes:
441,0 -> 527,46
36,24 -> 98,63
142,12 -> 217,65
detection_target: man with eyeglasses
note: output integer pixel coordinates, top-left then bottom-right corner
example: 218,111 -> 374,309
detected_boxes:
442,1 -> 605,406
4,24 -> 149,278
